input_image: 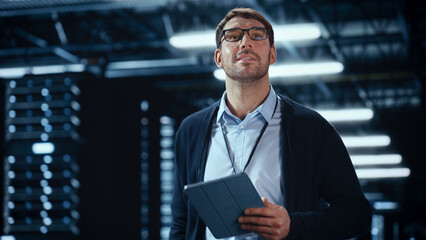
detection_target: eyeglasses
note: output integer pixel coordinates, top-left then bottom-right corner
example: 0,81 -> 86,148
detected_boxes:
219,27 -> 268,47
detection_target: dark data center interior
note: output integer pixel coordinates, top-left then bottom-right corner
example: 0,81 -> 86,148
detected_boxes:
0,0 -> 425,240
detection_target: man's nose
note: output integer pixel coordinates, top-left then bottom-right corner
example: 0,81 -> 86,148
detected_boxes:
239,31 -> 253,49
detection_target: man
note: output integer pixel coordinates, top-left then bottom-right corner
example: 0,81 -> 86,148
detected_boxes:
170,7 -> 372,240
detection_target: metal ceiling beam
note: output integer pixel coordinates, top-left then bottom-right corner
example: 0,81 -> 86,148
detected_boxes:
52,11 -> 68,45
11,25 -> 80,63
305,6 -> 346,63
0,0 -> 167,17
303,2 -> 380,111
0,40 -> 167,58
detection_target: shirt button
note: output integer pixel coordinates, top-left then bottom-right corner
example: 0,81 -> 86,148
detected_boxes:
240,125 -> 244,129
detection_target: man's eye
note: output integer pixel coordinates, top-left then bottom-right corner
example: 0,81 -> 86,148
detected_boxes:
226,33 -> 240,40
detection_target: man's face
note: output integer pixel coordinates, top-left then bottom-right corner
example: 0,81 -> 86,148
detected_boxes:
215,17 -> 276,83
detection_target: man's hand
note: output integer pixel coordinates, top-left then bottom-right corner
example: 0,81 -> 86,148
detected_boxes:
238,197 -> 290,240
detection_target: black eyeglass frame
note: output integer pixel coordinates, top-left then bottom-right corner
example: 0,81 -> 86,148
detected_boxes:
218,27 -> 269,47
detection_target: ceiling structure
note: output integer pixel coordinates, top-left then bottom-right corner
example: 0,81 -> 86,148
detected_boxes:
0,0 -> 424,71
0,0 -> 424,106
1,0 -> 426,236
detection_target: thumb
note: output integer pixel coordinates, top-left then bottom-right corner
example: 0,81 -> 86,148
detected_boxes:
262,197 -> 279,209
262,197 -> 271,207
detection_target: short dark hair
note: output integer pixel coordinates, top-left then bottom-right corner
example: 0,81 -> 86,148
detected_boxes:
215,8 -> 274,48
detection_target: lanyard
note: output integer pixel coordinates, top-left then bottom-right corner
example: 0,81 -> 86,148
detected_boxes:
220,97 -> 279,174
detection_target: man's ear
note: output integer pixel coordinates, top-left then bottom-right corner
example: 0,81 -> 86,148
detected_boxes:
269,44 -> 277,65
214,49 -> 223,68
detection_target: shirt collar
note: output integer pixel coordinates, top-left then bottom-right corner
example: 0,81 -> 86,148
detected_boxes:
216,85 -> 277,124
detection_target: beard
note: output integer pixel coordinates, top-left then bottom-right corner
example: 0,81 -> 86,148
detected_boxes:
223,49 -> 270,83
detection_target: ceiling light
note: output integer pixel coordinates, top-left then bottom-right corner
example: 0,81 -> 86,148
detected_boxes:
32,142 -> 55,154
0,67 -> 28,79
373,201 -> 398,210
270,62 -> 343,77
170,23 -> 321,49
107,57 -> 198,70
317,108 -> 373,122
169,30 -> 215,49
342,135 -> 391,148
32,64 -> 85,75
0,64 -> 85,79
32,65 -> 67,75
351,154 -> 402,166
274,24 -> 321,41
355,168 -> 410,179
0,236 -> 16,240
214,61 -> 343,81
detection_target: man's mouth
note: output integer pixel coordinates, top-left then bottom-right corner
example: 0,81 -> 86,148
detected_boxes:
237,54 -> 257,62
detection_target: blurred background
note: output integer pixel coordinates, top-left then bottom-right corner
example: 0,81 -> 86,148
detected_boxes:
0,0 -> 425,239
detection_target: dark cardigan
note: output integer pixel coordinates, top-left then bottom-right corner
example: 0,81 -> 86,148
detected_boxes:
170,95 -> 372,240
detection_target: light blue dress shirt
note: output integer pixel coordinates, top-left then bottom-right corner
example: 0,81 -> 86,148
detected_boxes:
204,86 -> 283,240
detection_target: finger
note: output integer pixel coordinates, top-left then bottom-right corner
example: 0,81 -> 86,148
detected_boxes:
241,223 -> 280,235
238,216 -> 276,226
244,206 -> 276,217
244,200 -> 283,216
258,232 -> 281,240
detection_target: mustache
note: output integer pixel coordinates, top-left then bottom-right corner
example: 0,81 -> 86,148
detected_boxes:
234,49 -> 260,60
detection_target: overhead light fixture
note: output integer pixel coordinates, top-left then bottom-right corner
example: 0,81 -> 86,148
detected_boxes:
32,64 -> 85,75
214,61 -> 343,80
169,23 -> 321,49
0,236 -> 16,240
32,142 -> 55,154
169,30 -> 215,49
32,65 -> 68,75
373,201 -> 399,210
0,67 -> 28,79
351,154 -> 402,166
274,24 -> 321,41
355,168 -> 410,179
0,64 -> 85,79
316,108 -> 373,122
342,135 -> 391,148
107,57 -> 198,70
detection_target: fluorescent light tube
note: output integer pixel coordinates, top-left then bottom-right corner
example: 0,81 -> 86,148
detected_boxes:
355,168 -> 410,179
169,23 -> 321,49
1,236 -> 16,240
107,58 -> 198,70
373,201 -> 398,210
67,64 -> 85,72
0,67 -> 27,79
269,62 -> 343,77
169,30 -> 215,49
32,142 -> 55,154
317,108 -> 373,122
342,135 -> 390,148
274,24 -> 321,41
214,61 -> 343,80
32,65 -> 67,75
0,64 -> 84,78
351,154 -> 402,166
31,64 -> 85,75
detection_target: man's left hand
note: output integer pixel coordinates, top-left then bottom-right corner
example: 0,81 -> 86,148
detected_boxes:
238,197 -> 290,240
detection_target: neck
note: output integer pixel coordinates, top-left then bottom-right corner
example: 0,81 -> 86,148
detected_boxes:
225,78 -> 270,120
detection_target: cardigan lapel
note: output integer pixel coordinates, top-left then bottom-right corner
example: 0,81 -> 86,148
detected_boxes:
197,102 -> 220,182
279,95 -> 295,212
